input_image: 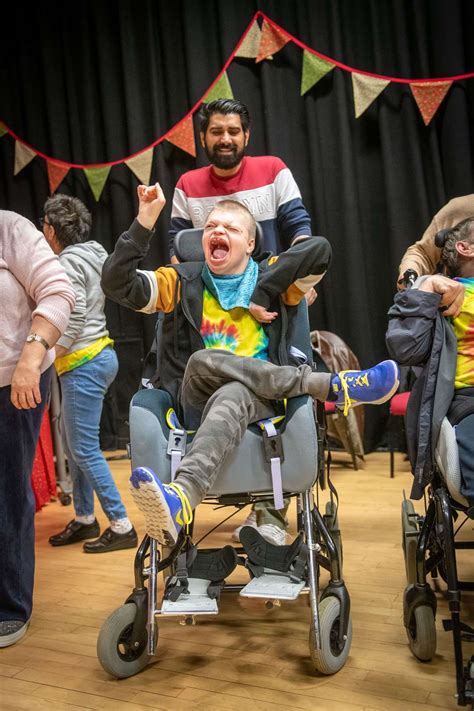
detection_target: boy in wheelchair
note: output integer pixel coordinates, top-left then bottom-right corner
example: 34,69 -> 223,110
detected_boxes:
386,217 -> 472,506
102,183 -> 399,547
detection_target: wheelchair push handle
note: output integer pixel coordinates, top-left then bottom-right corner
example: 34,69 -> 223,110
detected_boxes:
398,269 -> 418,289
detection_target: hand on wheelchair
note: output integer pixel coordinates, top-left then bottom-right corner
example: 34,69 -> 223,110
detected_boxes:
137,182 -> 166,230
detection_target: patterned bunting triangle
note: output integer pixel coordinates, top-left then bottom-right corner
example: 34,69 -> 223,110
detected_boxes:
301,51 -> 335,95
83,166 -> 111,201
0,122 -> 7,138
125,147 -> 155,183
352,73 -> 390,118
410,81 -> 452,125
203,72 -> 234,103
47,160 -> 70,194
235,19 -> 262,59
14,142 -> 36,176
165,115 -> 196,157
256,19 -> 290,63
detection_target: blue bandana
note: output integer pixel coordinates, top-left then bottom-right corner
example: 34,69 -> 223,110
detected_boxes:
202,259 -> 258,310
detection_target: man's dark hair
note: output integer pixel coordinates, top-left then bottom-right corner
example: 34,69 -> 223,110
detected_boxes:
440,216 -> 474,277
198,99 -> 250,134
44,194 -> 92,249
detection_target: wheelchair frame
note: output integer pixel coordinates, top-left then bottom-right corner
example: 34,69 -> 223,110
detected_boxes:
97,409 -> 352,680
402,472 -> 474,708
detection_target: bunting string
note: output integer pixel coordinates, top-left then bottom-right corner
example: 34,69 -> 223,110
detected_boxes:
2,10 -> 473,200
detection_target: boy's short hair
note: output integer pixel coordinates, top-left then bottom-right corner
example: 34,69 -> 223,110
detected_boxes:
209,199 -> 257,242
440,216 -> 474,276
198,99 -> 250,134
44,194 -> 92,249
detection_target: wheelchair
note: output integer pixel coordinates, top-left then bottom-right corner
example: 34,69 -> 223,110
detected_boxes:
401,417 -> 474,708
97,227 -> 352,680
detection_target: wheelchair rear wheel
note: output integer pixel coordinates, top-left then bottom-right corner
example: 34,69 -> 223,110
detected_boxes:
97,603 -> 157,678
405,603 -> 436,662
309,596 -> 352,674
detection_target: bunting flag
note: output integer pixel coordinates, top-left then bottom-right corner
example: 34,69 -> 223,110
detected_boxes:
165,115 -> 196,157
410,81 -> 452,125
203,72 -> 234,103
0,122 -> 7,137
14,141 -> 36,176
235,19 -> 262,59
125,147 -> 155,184
83,166 -> 111,201
301,51 -> 335,95
352,73 -> 390,118
256,19 -> 290,63
46,160 -> 70,194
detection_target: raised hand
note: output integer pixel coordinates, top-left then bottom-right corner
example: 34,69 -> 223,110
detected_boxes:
137,183 -> 166,230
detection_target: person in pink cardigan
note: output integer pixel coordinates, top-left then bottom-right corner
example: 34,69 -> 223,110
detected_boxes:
0,210 -> 75,649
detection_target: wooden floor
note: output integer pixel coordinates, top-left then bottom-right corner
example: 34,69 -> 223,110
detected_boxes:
1,451 -> 472,710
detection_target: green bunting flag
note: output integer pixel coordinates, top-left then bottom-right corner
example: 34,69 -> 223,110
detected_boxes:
83,166 -> 111,201
0,122 -> 7,138
235,19 -> 262,59
301,51 -> 335,95
203,72 -> 234,103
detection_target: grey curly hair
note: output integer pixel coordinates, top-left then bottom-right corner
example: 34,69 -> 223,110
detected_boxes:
44,194 -> 92,249
440,216 -> 474,277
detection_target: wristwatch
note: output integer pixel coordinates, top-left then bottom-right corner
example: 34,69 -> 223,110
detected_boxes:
26,333 -> 50,350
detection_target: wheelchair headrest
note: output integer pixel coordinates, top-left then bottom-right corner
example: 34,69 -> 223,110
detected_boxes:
174,222 -> 264,263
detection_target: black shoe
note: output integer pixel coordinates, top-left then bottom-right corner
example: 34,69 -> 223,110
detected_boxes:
49,519 -> 100,546
83,526 -> 138,553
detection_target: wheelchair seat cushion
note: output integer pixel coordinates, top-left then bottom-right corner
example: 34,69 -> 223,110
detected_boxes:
434,418 -> 468,507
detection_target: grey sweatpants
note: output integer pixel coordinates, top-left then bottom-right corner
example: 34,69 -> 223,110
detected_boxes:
175,349 -> 331,510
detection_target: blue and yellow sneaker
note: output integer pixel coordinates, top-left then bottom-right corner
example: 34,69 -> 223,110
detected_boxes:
129,467 -> 193,545
330,360 -> 400,416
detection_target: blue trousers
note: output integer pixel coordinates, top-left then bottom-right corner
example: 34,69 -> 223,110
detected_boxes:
0,367 -> 51,622
455,413 -> 474,501
59,347 -> 127,521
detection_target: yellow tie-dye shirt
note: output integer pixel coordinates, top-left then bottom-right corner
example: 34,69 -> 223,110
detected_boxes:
453,277 -> 474,389
200,289 -> 269,360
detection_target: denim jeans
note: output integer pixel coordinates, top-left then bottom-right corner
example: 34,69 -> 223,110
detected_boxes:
0,367 -> 51,622
60,347 -> 127,521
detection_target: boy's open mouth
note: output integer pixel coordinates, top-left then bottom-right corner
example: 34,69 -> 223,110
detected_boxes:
209,236 -> 230,261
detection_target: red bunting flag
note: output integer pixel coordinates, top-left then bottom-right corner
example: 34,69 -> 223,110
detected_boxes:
47,160 -> 70,194
165,115 -> 196,157
410,81 -> 452,125
256,19 -> 290,63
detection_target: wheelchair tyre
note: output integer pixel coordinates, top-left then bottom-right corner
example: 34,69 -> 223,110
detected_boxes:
324,501 -> 343,568
406,604 -> 436,662
309,596 -> 352,674
401,499 -> 418,585
97,603 -> 157,678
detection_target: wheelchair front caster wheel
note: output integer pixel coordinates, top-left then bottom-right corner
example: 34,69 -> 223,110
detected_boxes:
405,604 -> 436,662
309,596 -> 352,674
97,603 -> 157,678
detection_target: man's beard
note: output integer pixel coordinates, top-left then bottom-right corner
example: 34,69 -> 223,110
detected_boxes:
205,143 -> 245,170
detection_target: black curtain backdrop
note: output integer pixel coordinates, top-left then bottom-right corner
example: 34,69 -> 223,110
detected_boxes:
1,0 -> 473,449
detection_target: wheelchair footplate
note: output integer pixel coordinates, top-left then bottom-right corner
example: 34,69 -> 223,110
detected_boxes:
161,577 -> 219,615
239,526 -> 307,601
160,544 -> 238,616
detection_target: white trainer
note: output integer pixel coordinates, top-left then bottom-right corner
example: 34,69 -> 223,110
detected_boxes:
232,509 -> 257,542
256,524 -> 287,546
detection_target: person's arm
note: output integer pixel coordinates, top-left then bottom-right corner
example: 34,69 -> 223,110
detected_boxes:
273,163 -> 313,251
168,182 -> 193,263
11,315 -> 62,409
55,254 -> 87,354
102,183 -> 178,314
386,275 -> 464,365
249,236 -> 331,323
397,214 -> 442,289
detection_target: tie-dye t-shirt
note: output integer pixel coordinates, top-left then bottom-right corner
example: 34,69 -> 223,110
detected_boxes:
453,277 -> 474,389
200,288 -> 269,360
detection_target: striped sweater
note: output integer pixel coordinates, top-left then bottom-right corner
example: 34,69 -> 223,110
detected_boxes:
169,155 -> 312,256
